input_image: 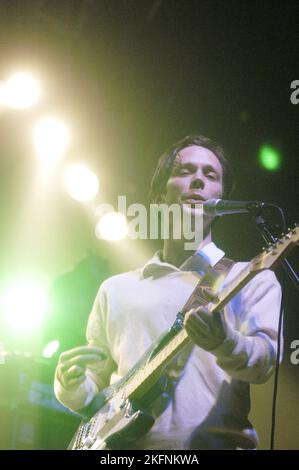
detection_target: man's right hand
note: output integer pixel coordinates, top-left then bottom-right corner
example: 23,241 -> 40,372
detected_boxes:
56,346 -> 107,391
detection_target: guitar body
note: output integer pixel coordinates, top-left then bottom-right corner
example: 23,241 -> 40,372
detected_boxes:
68,378 -> 168,450
69,400 -> 154,450
68,329 -> 172,451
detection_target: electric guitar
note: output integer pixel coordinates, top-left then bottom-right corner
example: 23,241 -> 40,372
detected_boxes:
69,225 -> 298,450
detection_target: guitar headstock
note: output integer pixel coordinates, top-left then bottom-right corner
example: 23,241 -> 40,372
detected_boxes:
250,223 -> 298,272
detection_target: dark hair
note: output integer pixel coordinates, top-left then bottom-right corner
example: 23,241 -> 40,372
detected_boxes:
149,134 -> 235,203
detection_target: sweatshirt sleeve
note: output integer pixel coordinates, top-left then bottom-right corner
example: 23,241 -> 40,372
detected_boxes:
210,268 -> 283,384
54,281 -> 117,411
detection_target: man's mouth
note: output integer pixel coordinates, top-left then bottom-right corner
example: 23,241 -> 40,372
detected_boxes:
182,194 -> 205,204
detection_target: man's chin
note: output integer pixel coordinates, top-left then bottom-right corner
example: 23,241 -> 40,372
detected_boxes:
181,203 -> 215,234
181,202 -> 204,218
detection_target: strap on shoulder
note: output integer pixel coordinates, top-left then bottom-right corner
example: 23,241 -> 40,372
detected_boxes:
181,256 -> 235,314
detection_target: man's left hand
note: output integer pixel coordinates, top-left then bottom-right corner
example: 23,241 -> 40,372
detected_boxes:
184,293 -> 227,351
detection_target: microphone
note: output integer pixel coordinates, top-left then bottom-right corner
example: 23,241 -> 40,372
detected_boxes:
203,199 -> 268,217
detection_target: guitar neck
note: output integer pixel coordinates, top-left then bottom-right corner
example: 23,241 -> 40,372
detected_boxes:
121,224 -> 298,401
125,262 -> 255,400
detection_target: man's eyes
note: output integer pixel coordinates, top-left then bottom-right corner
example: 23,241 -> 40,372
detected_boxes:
176,168 -> 218,180
206,173 -> 217,180
172,167 -> 190,176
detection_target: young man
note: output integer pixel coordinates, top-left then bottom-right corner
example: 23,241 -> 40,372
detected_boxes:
54,135 -> 282,449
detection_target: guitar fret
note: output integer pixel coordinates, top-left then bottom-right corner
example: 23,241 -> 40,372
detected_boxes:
126,330 -> 188,398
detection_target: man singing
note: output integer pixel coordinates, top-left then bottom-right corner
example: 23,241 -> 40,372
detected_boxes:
54,135 -> 282,449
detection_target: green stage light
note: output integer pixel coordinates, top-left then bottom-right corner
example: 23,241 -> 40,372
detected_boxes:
2,280 -> 48,331
259,145 -> 282,171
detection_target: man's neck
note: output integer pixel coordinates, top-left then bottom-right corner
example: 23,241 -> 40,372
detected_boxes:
162,230 -> 212,268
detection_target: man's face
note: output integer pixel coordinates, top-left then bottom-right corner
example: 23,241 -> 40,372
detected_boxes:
164,145 -> 224,207
161,145 -> 224,240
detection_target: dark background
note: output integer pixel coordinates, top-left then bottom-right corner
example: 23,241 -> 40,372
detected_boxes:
0,0 -> 298,449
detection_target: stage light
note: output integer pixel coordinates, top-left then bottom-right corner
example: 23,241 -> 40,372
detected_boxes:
2,280 -> 47,331
42,340 -> 60,358
64,164 -> 99,202
33,117 -> 70,163
259,145 -> 282,171
0,72 -> 40,109
95,212 -> 128,241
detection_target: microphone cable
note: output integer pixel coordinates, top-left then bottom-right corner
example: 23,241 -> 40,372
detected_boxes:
269,205 -> 286,450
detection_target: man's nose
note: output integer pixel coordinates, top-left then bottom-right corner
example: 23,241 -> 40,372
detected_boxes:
190,172 -> 205,189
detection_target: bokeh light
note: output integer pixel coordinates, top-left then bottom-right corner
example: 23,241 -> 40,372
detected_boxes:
33,117 -> 70,163
95,212 -> 128,241
2,280 -> 48,331
64,164 -> 99,202
42,340 -> 60,358
0,72 -> 40,109
259,145 -> 282,171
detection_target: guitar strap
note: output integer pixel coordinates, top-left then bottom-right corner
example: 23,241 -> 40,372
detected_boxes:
179,251 -> 235,315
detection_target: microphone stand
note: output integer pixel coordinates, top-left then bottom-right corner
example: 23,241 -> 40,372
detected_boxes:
249,206 -> 299,450
252,210 -> 299,292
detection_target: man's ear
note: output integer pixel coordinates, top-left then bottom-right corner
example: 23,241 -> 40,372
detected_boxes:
152,193 -> 166,204
159,192 -> 166,203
